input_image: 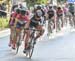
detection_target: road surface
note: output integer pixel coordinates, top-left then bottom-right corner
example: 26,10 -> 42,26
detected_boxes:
0,27 -> 75,61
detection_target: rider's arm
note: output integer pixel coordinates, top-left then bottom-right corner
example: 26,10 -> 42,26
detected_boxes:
14,14 -> 21,27
14,18 -> 18,27
25,16 -> 31,28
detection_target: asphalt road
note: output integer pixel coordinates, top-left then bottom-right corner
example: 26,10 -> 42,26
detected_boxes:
0,27 -> 75,61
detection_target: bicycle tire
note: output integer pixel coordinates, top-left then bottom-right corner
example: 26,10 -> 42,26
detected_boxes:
56,18 -> 61,32
47,20 -> 52,36
26,46 -> 34,59
25,37 -> 35,58
25,46 -> 34,59
16,33 -> 21,54
29,46 -> 34,58
48,24 -> 51,36
16,41 -> 20,54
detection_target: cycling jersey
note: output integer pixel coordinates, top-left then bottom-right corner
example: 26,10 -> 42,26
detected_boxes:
47,9 -> 54,19
30,16 -> 41,28
56,9 -> 63,17
63,8 -> 66,13
69,6 -> 74,12
16,14 -> 29,28
69,6 -> 74,15
9,12 -> 18,26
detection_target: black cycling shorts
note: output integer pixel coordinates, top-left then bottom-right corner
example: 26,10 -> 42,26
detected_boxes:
16,22 -> 25,29
30,21 -> 39,28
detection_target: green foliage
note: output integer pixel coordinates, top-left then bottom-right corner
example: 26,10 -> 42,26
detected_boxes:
57,0 -> 67,3
25,0 -> 47,7
0,17 -> 9,29
25,0 -> 37,7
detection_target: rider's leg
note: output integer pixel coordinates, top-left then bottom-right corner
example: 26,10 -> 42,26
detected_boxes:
61,16 -> 64,27
9,26 -> 14,47
12,28 -> 21,49
34,25 -> 44,41
9,27 -> 12,47
23,30 -> 30,53
24,30 -> 30,49
23,30 -> 26,40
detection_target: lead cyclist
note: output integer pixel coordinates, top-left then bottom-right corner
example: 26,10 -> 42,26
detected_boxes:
23,8 -> 45,53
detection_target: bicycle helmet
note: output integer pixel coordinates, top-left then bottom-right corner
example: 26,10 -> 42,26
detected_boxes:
57,7 -> 61,10
20,8 -> 27,15
15,8 -> 21,14
37,5 -> 41,9
49,4 -> 53,9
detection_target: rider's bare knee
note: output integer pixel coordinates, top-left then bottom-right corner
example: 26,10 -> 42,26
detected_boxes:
40,29 -> 44,35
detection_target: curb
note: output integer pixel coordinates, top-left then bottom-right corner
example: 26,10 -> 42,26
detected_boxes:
0,28 -> 10,38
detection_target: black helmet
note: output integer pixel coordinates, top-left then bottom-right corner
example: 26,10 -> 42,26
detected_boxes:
49,6 -> 52,9
49,4 -> 53,9
57,7 -> 61,9
15,8 -> 21,14
37,6 -> 41,9
20,8 -> 27,15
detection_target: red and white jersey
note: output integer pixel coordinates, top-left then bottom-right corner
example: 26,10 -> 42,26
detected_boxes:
16,14 -> 29,22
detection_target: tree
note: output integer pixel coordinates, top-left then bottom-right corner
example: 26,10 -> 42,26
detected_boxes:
57,0 -> 67,3
25,0 -> 47,8
25,0 -> 37,8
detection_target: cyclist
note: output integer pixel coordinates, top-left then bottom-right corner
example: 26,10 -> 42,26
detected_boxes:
63,6 -> 69,25
33,5 -> 45,21
11,8 -> 30,49
47,5 -> 55,20
68,3 -> 75,27
23,7 -> 45,53
56,7 -> 63,18
9,8 -> 21,47
47,5 -> 55,34
56,7 -> 63,29
69,3 -> 74,16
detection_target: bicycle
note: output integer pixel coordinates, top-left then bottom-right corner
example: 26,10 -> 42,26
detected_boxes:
13,27 -> 25,54
47,18 -> 54,37
56,16 -> 63,32
16,29 -> 23,54
68,12 -> 74,28
24,28 -> 41,58
15,27 -> 41,58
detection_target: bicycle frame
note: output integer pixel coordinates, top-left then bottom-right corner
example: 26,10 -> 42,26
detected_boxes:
24,28 -> 41,58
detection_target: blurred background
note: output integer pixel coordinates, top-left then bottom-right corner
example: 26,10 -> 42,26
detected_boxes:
0,0 -> 73,30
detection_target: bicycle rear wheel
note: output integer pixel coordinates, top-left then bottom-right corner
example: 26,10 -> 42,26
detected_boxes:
47,20 -> 52,36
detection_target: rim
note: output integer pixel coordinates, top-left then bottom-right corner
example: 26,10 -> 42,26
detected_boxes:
25,46 -> 34,59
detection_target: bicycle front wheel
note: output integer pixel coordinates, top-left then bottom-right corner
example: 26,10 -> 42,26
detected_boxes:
25,37 -> 35,59
16,32 -> 21,54
29,45 -> 34,58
